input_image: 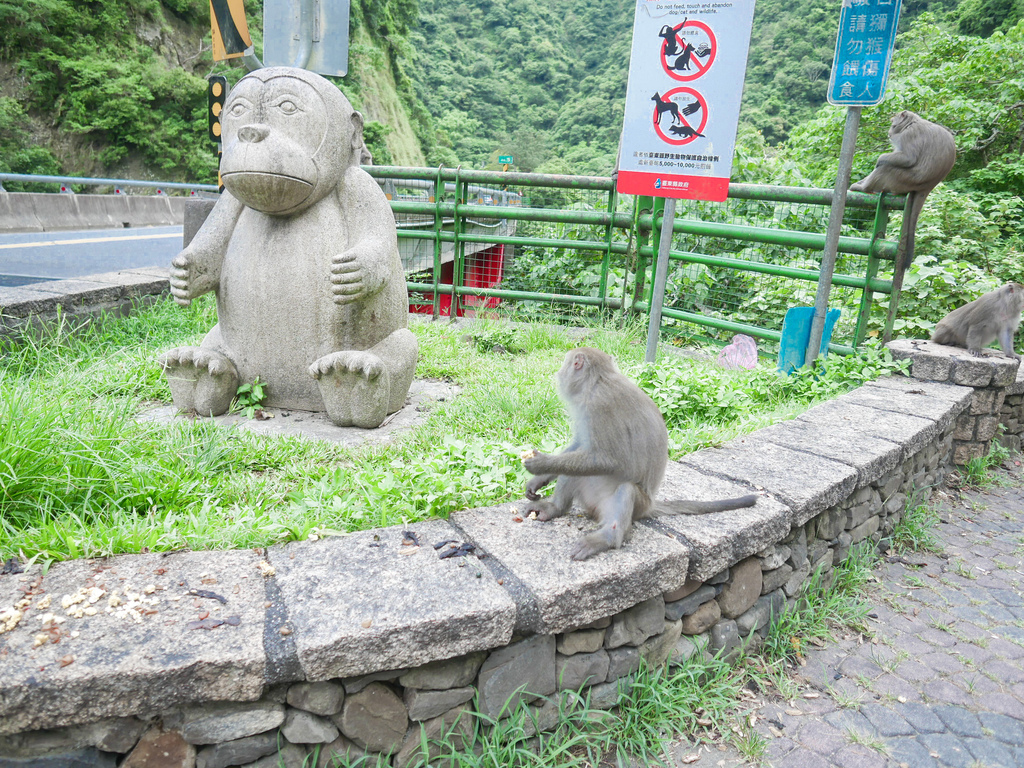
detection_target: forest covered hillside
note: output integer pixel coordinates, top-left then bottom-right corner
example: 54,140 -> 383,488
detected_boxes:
3,0 -> 1016,182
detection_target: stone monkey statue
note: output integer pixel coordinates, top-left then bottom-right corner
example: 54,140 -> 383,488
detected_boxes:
522,348 -> 757,560
159,67 -> 417,428
851,110 -> 956,277
931,282 -> 1024,360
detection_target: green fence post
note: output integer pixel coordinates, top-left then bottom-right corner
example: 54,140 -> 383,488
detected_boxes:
431,165 -> 445,321
449,167 -> 465,321
599,181 -> 618,316
853,194 -> 890,347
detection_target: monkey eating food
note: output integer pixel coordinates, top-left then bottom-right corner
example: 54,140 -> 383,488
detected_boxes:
521,347 -> 758,561
931,282 -> 1024,360
850,111 -> 956,277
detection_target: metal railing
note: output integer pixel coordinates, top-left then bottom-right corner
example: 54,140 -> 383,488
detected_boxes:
0,172 -> 219,195
3,168 -> 905,353
367,166 -> 904,352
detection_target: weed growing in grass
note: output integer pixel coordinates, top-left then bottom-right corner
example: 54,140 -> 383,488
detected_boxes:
395,655 -> 750,768
611,655 -> 742,760
962,439 -> 1012,487
758,544 -> 877,666
891,498 -> 942,554
232,376 -> 267,419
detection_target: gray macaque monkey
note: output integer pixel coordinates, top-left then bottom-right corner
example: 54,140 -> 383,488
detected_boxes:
931,282 -> 1024,360
851,111 -> 956,276
522,347 -> 758,561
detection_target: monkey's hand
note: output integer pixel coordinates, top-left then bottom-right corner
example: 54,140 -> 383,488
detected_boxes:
522,452 -> 552,476
330,251 -> 369,305
525,472 -> 553,500
525,497 -> 563,521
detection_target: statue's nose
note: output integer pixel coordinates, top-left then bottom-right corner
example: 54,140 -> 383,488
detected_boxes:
238,124 -> 270,143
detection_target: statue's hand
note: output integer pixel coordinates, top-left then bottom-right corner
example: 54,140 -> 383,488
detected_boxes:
330,250 -> 368,305
170,250 -> 195,306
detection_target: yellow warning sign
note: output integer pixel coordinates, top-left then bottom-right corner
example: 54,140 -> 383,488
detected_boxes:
210,0 -> 253,61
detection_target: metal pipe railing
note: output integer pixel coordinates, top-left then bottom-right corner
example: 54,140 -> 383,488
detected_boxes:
3,169 -> 900,354
0,173 -> 219,193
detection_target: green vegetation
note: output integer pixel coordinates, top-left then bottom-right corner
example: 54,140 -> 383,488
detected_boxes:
758,543 -> 878,667
891,498 -> 943,554
962,438 -> 1013,487
0,299 -> 895,563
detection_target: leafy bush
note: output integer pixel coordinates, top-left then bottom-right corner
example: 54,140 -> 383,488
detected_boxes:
635,341 -> 909,431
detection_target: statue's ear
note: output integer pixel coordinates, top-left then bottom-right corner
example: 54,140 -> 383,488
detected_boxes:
350,110 -> 365,152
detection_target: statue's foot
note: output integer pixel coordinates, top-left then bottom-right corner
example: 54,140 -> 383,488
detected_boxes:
310,350 -> 391,428
158,347 -> 239,417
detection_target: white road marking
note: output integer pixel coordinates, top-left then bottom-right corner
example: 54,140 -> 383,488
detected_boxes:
0,233 -> 180,250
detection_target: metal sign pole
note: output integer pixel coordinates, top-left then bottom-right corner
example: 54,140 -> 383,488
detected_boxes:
805,106 -> 861,366
645,197 -> 677,363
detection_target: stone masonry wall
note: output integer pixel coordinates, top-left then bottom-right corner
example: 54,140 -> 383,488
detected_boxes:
886,339 -> 1021,464
0,370 -> 989,767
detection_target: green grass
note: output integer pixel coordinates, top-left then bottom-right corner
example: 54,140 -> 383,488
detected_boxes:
891,499 -> 943,555
756,543 -> 878,667
962,438 -> 1013,488
0,297 -> 901,562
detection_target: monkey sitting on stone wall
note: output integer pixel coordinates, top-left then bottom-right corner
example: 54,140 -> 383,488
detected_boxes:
931,283 -> 1024,360
521,347 -> 757,561
850,110 -> 956,277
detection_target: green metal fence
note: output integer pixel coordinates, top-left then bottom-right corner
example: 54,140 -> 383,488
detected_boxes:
368,166 -> 906,355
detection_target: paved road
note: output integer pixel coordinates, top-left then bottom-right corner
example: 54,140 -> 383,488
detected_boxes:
0,226 -> 181,286
658,460 -> 1024,767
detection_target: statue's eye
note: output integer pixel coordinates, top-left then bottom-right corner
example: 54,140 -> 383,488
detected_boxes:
228,101 -> 249,117
277,100 -> 298,115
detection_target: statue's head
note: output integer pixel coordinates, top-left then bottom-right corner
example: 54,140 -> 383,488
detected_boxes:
219,67 -> 365,215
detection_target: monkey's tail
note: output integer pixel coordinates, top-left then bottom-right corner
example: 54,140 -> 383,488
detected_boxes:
651,494 -> 758,516
896,190 -> 928,277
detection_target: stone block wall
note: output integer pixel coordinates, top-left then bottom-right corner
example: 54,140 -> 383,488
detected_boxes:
886,339 -> 1021,463
0,373 -> 981,767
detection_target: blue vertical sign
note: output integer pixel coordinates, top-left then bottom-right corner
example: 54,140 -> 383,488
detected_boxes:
827,0 -> 902,107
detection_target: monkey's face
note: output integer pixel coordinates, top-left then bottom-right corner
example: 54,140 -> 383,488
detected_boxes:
220,70 -> 354,216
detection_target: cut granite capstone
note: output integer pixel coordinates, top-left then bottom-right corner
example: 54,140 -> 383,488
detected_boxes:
840,377 -> 969,429
0,550 -> 268,735
652,462 -> 790,580
753,417 -> 905,487
450,502 -> 688,635
795,400 -> 939,457
267,520 -> 515,681
681,437 -> 857,527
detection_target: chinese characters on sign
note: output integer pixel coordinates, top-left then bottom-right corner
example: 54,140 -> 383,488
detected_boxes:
617,0 -> 756,202
827,0 -> 902,106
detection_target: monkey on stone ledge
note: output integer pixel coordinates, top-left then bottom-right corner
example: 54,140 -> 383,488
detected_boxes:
521,347 -> 758,561
931,283 -> 1024,360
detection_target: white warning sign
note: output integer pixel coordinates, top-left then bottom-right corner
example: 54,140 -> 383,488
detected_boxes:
618,1 -> 756,202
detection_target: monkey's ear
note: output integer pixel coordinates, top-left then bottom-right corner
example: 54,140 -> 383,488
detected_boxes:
350,110 -> 365,153
573,352 -> 586,371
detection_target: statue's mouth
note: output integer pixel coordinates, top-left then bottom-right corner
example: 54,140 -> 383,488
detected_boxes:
222,172 -> 315,214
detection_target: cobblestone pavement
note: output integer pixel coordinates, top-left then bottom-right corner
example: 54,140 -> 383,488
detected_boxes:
658,460 -> 1024,768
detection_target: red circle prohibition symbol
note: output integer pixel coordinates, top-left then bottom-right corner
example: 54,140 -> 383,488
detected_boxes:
660,20 -> 717,82
652,87 -> 708,146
